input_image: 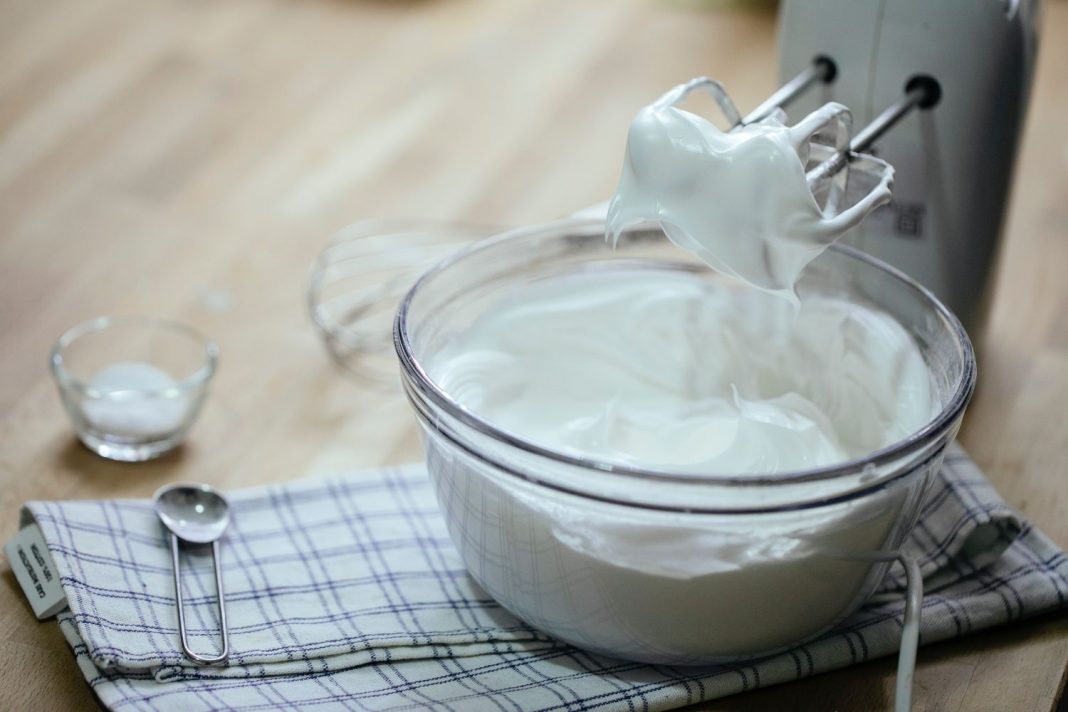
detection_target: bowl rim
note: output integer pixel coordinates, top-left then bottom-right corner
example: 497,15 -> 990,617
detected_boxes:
393,218 -> 977,488
50,315 -> 219,399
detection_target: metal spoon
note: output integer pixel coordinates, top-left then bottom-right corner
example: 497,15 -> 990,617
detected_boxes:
154,482 -> 230,664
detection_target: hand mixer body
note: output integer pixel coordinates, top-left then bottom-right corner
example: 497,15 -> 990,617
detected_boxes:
779,0 -> 1041,331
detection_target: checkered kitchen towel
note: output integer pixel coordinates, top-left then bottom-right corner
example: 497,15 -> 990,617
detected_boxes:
18,445 -> 1068,711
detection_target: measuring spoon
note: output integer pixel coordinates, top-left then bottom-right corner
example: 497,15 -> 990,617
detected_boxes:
154,482 -> 230,664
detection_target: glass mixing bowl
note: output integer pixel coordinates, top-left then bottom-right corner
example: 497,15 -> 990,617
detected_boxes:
394,219 -> 975,664
50,316 -> 218,462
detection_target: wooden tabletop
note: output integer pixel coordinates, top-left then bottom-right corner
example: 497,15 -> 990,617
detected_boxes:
2,0 -> 1066,709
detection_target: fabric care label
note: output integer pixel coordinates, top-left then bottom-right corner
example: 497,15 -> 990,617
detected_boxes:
4,523 -> 68,619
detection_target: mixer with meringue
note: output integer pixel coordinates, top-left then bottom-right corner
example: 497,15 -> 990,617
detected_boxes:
427,80 -> 929,475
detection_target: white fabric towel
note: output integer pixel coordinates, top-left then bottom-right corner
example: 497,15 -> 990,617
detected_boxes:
19,445 -> 1068,711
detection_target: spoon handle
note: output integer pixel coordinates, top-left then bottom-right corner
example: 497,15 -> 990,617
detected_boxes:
170,534 -> 230,664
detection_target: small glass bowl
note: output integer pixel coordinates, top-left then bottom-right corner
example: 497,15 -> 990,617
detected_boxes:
50,316 -> 218,462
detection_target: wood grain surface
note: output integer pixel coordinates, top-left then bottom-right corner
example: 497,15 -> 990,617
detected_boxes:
1,0 -> 1066,709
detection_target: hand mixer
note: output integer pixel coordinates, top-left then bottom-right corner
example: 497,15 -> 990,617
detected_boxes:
777,0 -> 1042,330
658,0 -> 1040,331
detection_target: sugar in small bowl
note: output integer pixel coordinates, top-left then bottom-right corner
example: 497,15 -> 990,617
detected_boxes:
50,316 -> 218,462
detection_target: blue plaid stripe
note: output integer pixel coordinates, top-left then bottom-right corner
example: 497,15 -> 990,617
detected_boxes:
27,444 -> 1068,710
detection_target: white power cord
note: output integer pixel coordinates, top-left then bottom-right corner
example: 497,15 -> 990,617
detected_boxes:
843,551 -> 924,712
894,554 -> 923,712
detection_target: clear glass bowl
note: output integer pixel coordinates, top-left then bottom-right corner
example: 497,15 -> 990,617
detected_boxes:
50,316 -> 218,462
394,219 -> 975,664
